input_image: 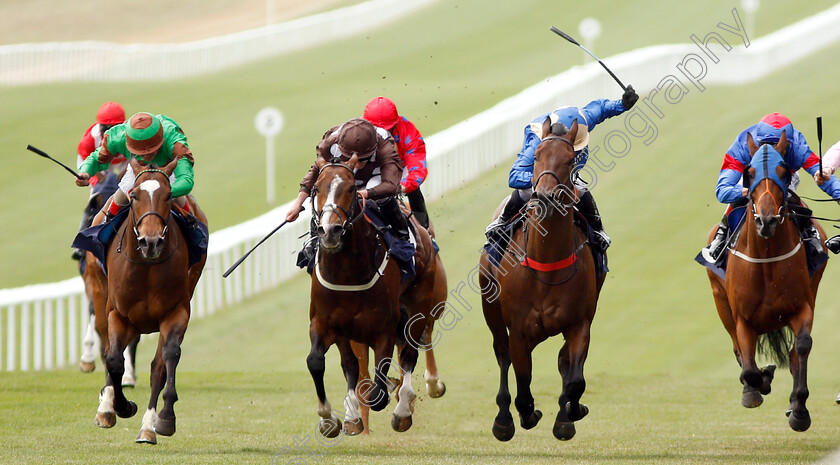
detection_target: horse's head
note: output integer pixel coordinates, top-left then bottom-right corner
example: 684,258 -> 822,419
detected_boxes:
531,117 -> 580,216
745,131 -> 791,238
312,155 -> 362,249
128,157 -> 176,259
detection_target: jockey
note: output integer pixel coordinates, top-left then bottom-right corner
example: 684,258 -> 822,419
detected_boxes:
287,118 -> 406,262
484,86 -> 639,252
71,102 -> 126,260
363,96 -> 431,229
74,112 -> 196,222
815,139 -> 840,253
703,113 -> 840,260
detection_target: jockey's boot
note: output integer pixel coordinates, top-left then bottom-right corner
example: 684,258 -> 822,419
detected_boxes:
577,191 -> 611,252
72,198 -> 101,260
380,197 -> 410,242
296,217 -> 318,268
484,190 -> 527,240
407,189 -> 430,229
704,219 -> 729,262
825,234 -> 840,254
801,223 -> 823,255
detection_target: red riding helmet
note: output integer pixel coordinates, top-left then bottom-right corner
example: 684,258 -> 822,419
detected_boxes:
363,96 -> 400,130
96,102 -> 126,125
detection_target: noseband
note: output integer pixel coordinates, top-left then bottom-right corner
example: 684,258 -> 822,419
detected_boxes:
312,163 -> 365,233
130,168 -> 172,239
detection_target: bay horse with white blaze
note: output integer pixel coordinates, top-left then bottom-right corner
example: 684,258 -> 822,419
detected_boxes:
481,118 -> 605,442
704,132 -> 825,432
93,157 -> 207,444
306,156 -> 447,437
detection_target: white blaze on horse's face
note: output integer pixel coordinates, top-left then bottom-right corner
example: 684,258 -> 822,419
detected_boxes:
139,179 -> 161,204
323,175 -> 342,225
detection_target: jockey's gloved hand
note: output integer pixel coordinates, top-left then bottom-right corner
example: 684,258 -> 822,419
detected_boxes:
622,85 -> 638,110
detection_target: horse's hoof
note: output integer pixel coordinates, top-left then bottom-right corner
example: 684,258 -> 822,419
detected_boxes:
492,420 -> 515,442
135,429 -> 157,444
368,386 -> 389,412
427,380 -> 446,398
117,400 -> 138,419
155,417 -> 176,437
520,409 -> 542,430
835,392 -> 840,405
79,361 -> 95,373
566,402 -> 589,422
553,421 -> 576,441
122,376 -> 136,389
343,418 -> 364,436
758,365 -> 775,395
391,413 -> 413,432
95,411 -> 116,428
789,410 -> 811,432
741,389 -> 763,408
319,416 -> 341,438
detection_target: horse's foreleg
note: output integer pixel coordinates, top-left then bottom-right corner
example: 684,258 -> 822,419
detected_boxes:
483,298 -> 514,442
337,339 -> 363,436
98,311 -> 138,428
787,309 -> 813,432
734,319 -> 763,408
122,337 -> 139,388
364,334 -> 395,413
80,311 -> 98,372
509,334 -> 541,431
155,311 -> 188,437
391,331 -> 420,433
554,323 -> 591,441
136,336 -> 166,444
350,342 -> 371,435
307,323 -> 340,438
422,321 -> 446,399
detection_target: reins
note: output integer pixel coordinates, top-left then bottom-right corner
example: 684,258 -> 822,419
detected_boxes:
117,168 -> 179,265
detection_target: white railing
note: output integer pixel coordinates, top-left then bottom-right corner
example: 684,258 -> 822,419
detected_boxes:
0,0 -> 440,86
3,4 -> 840,371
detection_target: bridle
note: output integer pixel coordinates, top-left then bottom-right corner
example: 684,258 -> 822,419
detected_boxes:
312,163 -> 366,234
532,135 -> 578,211
117,168 -> 178,263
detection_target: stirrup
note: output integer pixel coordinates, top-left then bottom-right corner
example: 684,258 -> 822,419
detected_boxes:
592,230 -> 611,251
825,234 -> 840,255
701,226 -> 728,262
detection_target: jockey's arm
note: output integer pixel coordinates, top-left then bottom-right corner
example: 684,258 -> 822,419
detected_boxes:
803,162 -> 840,199
398,120 -> 427,194
509,131 -> 540,189
715,169 -> 746,204
578,98 -> 626,130
171,156 -> 194,198
368,144 -> 402,199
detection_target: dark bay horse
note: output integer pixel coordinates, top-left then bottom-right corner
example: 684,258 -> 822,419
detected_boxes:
705,132 -> 825,432
481,118 -> 605,442
93,157 -> 208,444
306,156 -> 447,437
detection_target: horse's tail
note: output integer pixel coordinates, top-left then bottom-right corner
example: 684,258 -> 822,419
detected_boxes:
757,328 -> 793,368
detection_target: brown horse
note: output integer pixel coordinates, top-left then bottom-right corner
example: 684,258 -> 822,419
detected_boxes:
705,132 -> 825,432
306,156 -> 447,437
481,118 -> 606,442
93,157 -> 208,444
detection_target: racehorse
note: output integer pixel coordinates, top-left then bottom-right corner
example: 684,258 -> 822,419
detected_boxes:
704,132 -> 825,432
93,157 -> 208,444
480,118 -> 605,442
306,156 -> 447,437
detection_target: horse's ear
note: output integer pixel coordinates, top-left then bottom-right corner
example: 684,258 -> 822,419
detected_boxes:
541,116 -> 552,138
162,156 -> 179,176
315,158 -> 328,170
568,119 -> 579,144
129,156 -> 142,173
345,154 -> 359,170
746,132 -> 758,155
775,130 -> 788,157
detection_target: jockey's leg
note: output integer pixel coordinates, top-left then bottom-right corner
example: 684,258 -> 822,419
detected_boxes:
705,198 -> 748,261
576,190 -> 611,251
297,216 -> 319,268
378,196 -> 410,242
406,189 -> 429,229
105,186 -> 130,221
485,188 -> 531,238
787,192 -> 823,254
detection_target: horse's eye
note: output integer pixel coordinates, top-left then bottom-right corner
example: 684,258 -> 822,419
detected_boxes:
129,190 -> 137,199
166,192 -> 172,201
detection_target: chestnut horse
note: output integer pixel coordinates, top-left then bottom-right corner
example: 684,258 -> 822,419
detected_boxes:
705,132 -> 825,432
93,157 -> 208,444
481,118 -> 606,442
306,156 -> 447,437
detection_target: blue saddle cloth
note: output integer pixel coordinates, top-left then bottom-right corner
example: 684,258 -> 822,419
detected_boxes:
694,205 -> 827,278
72,208 -> 209,274
483,210 -> 608,277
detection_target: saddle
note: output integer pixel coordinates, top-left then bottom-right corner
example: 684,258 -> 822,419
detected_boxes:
72,206 -> 209,275
483,206 -> 608,277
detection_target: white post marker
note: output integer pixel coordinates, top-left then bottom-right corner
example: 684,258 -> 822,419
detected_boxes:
254,107 -> 284,204
742,0 -> 759,41
578,18 -> 602,64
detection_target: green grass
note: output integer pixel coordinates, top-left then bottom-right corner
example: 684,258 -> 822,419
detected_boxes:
4,3 -> 840,464
1,0 -> 837,288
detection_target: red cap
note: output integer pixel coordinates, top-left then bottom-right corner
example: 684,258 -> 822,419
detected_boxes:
759,112 -> 791,128
363,96 -> 400,130
96,102 -> 126,125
